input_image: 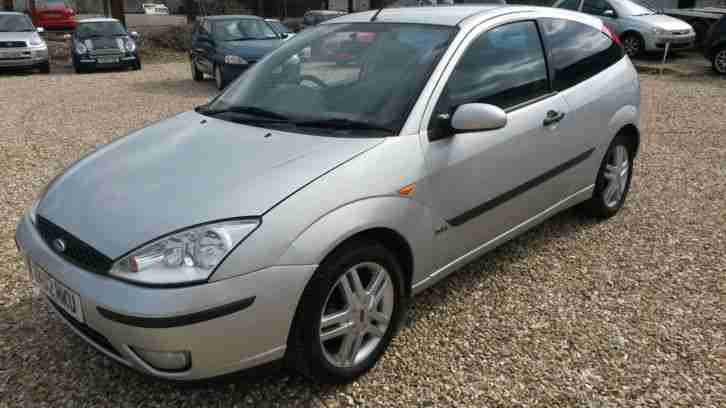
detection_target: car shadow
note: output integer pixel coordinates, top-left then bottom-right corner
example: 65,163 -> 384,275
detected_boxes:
0,205 -> 607,404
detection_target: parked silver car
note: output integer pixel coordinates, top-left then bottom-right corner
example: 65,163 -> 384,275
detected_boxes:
553,0 -> 695,57
17,6 -> 640,384
0,12 -> 49,73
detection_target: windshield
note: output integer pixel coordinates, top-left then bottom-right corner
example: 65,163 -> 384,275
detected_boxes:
0,15 -> 35,32
76,21 -> 127,37
213,19 -> 278,41
36,0 -> 70,8
617,0 -> 657,16
203,23 -> 455,137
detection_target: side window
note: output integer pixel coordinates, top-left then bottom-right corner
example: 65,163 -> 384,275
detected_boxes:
558,0 -> 581,11
430,21 -> 549,133
540,18 -> 624,91
582,0 -> 613,16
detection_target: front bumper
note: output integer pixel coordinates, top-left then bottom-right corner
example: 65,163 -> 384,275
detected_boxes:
15,213 -> 316,380
644,32 -> 696,52
0,47 -> 48,69
75,53 -> 139,70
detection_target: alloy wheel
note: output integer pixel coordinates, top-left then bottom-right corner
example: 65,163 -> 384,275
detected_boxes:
715,49 -> 726,74
319,262 -> 394,368
602,145 -> 630,208
622,36 -> 640,58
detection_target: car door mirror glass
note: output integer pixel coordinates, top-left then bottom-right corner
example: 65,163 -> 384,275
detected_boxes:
451,103 -> 507,132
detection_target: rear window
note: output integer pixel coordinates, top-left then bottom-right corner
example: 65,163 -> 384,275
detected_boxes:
539,18 -> 623,91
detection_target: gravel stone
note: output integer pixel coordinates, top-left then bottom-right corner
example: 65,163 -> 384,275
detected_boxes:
1,64 -> 725,407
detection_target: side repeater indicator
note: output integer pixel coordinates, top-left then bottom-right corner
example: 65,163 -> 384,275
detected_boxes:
398,183 -> 416,197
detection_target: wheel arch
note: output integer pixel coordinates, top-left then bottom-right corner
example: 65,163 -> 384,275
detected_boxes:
618,123 -> 640,158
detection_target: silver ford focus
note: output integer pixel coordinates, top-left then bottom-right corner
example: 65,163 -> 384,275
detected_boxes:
16,5 -> 640,384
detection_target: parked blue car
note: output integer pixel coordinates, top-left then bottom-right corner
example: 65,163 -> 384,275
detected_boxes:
190,15 -> 285,89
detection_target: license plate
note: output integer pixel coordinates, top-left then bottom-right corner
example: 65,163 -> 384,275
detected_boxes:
97,57 -> 118,64
29,260 -> 85,323
0,51 -> 24,59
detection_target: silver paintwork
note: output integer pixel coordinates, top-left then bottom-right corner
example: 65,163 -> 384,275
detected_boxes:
17,6 -> 640,381
320,262 -> 394,368
552,0 -> 696,53
451,103 -> 507,131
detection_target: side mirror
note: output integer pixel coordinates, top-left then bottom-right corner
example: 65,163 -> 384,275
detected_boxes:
280,33 -> 289,39
451,103 -> 507,132
36,27 -> 45,33
130,31 -> 139,38
603,9 -> 616,17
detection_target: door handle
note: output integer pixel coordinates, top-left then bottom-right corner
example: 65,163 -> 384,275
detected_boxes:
543,110 -> 566,126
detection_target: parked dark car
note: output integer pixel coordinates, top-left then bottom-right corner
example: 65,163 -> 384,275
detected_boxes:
301,10 -> 346,30
190,15 -> 285,90
704,16 -> 726,74
71,18 -> 140,73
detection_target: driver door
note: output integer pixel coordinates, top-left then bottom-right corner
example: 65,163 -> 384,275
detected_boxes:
421,20 -> 580,269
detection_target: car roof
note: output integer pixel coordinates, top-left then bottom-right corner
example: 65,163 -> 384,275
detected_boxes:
326,5 -> 601,28
204,15 -> 262,21
78,18 -> 121,23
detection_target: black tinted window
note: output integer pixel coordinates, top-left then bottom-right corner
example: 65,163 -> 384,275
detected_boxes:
557,0 -> 581,10
440,21 -> 549,111
540,18 -> 623,91
582,0 -> 613,16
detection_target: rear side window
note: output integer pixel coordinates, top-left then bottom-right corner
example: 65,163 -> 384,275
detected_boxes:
539,18 -> 624,91
582,0 -> 614,16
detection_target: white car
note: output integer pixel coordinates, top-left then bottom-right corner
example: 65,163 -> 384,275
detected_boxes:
143,3 -> 170,15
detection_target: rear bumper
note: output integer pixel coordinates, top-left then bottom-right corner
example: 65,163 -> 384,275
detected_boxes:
15,213 -> 316,380
37,19 -> 78,30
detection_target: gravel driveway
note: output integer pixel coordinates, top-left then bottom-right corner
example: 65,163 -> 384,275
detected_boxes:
0,64 -> 724,407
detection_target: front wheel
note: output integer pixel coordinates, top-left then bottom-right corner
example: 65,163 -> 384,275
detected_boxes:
38,61 -> 50,74
214,65 -> 225,90
132,59 -> 142,71
286,240 -> 407,384
712,47 -> 726,75
581,134 -> 634,218
191,57 -> 203,81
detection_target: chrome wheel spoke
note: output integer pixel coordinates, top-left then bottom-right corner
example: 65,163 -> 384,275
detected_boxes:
348,267 -> 367,305
336,333 -> 356,364
370,310 -> 390,325
367,323 -> 386,338
320,321 -> 354,342
321,309 -> 353,329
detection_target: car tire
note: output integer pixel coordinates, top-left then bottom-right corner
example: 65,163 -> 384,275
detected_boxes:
581,133 -> 634,218
39,62 -> 50,74
133,59 -> 142,71
621,33 -> 644,58
711,46 -> 726,75
191,57 -> 203,81
214,65 -> 225,90
73,63 -> 85,74
286,239 -> 407,384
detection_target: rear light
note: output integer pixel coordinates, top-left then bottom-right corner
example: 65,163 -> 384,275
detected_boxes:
601,25 -> 622,47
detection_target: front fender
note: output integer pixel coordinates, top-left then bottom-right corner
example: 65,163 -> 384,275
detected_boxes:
277,196 -> 434,286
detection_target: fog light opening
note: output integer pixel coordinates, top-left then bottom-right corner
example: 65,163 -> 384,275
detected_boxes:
131,347 -> 191,372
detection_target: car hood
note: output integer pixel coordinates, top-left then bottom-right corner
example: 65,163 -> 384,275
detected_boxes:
0,31 -> 34,42
221,38 -> 283,59
635,14 -> 693,31
37,111 -> 383,258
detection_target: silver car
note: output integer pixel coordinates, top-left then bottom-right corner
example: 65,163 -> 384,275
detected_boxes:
0,12 -> 49,73
552,0 -> 695,57
16,6 -> 640,384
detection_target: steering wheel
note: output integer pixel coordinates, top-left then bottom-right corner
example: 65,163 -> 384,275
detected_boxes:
300,74 -> 328,89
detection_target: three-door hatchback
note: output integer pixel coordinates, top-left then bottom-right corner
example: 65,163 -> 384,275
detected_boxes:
17,6 -> 640,384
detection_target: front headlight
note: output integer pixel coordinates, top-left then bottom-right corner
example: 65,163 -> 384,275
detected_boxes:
125,38 -> 136,52
110,219 -> 260,286
224,55 -> 248,65
75,41 -> 87,55
29,33 -> 45,47
652,27 -> 668,36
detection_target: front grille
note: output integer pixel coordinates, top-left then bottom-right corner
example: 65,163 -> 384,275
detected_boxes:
671,30 -> 690,35
36,216 -> 113,274
0,41 -> 26,48
50,300 -> 123,358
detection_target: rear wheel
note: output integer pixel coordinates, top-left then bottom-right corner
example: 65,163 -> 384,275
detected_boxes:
712,47 -> 726,75
286,240 -> 406,384
621,33 -> 644,58
582,134 -> 634,218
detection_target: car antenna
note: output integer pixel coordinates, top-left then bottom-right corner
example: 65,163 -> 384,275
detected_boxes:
370,3 -> 386,21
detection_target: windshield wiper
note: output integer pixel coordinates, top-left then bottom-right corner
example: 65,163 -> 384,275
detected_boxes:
294,118 -> 395,133
196,105 -> 291,121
